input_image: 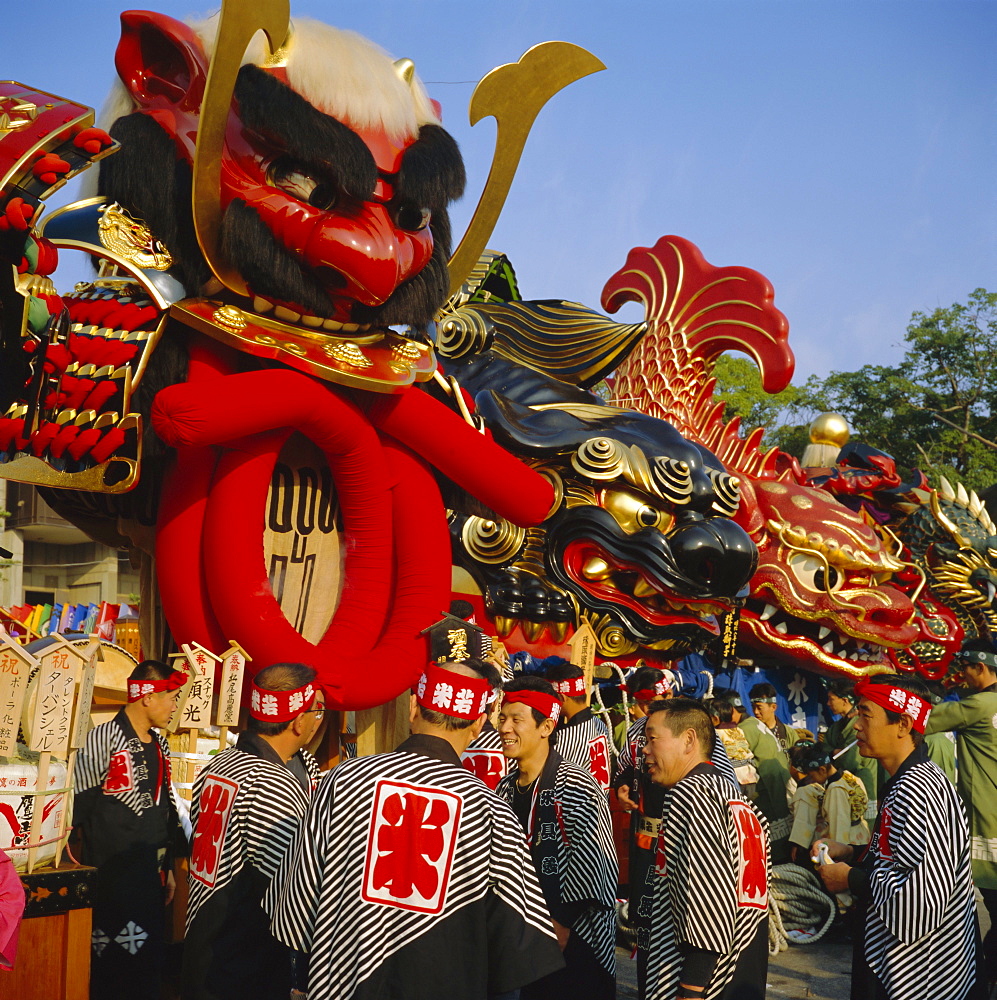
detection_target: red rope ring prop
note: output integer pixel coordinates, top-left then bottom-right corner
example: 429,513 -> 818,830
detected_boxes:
153,369 -> 447,708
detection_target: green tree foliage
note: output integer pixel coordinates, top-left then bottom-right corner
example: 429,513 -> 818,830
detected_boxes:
710,353 -> 805,454
786,289 -> 997,493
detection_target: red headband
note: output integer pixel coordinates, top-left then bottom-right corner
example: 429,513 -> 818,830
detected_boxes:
855,677 -> 931,733
502,690 -> 562,725
249,680 -> 317,723
632,678 -> 671,701
127,671 -> 186,702
416,663 -> 491,720
551,675 -> 586,697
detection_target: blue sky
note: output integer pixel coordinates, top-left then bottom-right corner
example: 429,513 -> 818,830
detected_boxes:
6,1 -> 995,386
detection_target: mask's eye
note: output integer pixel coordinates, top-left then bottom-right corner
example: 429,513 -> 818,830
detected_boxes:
394,203 -> 431,232
788,552 -> 841,593
637,505 -> 661,528
267,159 -> 338,212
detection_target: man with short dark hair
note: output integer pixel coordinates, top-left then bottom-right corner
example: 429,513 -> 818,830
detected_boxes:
816,674 -> 979,1000
616,671 -> 738,963
266,659 -> 563,999
639,698 -> 769,1000
547,660 -> 614,793
75,659 -> 185,1000
496,674 -> 617,999
182,662 -> 324,1000
924,638 -> 997,989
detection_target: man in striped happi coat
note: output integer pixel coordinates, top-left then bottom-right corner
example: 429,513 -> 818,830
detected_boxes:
615,670 -> 738,967
639,698 -> 770,1000
181,663 -> 325,1000
495,675 -> 617,1000
74,659 -> 185,1000
265,659 -> 563,999
547,660 -> 614,794
816,673 -> 982,1000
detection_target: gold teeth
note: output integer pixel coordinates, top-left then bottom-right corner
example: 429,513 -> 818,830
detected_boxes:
69,322 -> 152,343
580,558 -> 721,619
491,618 -> 569,644
250,296 -> 370,333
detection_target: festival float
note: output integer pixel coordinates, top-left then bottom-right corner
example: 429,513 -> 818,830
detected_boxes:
0,0 -> 994,994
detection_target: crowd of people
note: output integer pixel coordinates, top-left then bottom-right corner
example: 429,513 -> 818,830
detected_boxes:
69,640 -> 997,1000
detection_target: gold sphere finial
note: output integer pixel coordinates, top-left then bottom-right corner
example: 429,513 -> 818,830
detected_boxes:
809,412 -> 851,448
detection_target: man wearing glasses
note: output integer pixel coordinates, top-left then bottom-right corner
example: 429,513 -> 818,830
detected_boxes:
182,662 -> 325,1000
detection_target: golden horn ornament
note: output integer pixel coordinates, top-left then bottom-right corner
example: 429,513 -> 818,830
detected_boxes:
192,0 -> 291,297
445,42 -> 604,300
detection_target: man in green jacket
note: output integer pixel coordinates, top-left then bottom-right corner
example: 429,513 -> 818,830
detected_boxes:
823,679 -> 878,818
739,682 -> 799,862
925,637 -> 997,988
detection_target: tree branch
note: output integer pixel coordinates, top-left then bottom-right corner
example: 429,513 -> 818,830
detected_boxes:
931,411 -> 997,452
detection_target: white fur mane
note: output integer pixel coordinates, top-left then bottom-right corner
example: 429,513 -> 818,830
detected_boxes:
94,13 -> 439,145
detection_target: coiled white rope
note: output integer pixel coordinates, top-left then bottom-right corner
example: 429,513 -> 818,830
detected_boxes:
768,863 -> 837,952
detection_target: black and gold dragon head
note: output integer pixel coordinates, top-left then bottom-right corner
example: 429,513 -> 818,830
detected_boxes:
895,477 -> 997,645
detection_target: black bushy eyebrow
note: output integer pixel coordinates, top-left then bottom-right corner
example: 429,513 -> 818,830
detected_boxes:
234,65 -> 377,202
396,125 -> 466,210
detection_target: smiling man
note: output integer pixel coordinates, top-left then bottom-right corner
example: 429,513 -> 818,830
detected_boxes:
815,673 -> 980,1000
496,674 -> 618,1000
74,659 -> 185,1000
639,698 -> 769,1000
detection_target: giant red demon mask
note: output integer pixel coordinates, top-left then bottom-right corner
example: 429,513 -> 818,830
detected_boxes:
96,11 -> 550,709
107,10 -> 463,328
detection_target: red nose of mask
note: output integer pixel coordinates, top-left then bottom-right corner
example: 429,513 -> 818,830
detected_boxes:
301,200 -> 433,308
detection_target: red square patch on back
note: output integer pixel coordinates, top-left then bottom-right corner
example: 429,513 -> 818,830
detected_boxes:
730,800 -> 768,909
103,749 -> 134,794
362,780 -> 462,914
461,749 -> 506,790
190,775 -> 239,888
588,735 -> 611,792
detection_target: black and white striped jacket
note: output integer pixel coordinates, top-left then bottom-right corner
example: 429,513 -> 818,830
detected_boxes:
855,747 -> 977,1000
460,721 -> 510,790
552,708 -> 614,793
641,764 -> 770,1000
264,734 -> 563,1000
186,741 -> 319,928
76,710 -> 178,819
496,750 -> 618,976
